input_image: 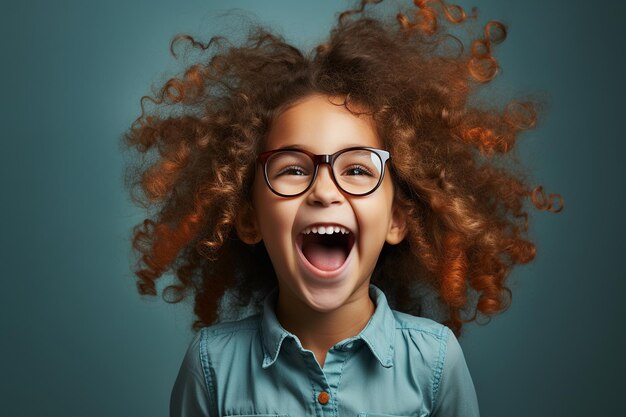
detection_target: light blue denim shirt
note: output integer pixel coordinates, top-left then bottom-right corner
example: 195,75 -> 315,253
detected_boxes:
170,285 -> 479,417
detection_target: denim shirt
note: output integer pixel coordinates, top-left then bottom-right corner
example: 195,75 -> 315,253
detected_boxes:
170,285 -> 479,417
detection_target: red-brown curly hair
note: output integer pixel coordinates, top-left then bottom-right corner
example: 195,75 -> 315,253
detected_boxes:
122,0 -> 563,337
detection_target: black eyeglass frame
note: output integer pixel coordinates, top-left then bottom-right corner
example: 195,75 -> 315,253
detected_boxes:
257,146 -> 391,198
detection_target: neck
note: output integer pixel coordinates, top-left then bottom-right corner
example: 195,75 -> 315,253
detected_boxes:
275,285 -> 375,361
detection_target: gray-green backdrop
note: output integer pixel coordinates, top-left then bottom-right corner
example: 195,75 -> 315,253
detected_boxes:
2,0 -> 624,416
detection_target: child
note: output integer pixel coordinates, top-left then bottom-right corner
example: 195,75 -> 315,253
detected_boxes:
122,0 -> 563,415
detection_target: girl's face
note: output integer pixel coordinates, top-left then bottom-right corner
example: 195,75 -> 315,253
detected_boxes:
248,94 -> 406,314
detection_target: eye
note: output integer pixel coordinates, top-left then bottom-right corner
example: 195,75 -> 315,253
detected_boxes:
277,165 -> 309,176
342,165 -> 374,176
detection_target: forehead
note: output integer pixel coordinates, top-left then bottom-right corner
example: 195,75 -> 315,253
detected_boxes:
264,94 -> 382,152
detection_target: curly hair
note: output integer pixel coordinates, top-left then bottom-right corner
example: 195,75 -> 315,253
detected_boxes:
122,0 -> 563,337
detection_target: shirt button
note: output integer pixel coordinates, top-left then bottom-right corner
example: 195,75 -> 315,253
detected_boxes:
318,391 -> 330,405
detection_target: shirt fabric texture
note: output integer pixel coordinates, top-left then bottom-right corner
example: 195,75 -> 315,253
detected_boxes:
170,284 -> 480,417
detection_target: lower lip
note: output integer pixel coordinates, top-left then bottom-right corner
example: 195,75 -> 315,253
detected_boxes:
295,235 -> 355,282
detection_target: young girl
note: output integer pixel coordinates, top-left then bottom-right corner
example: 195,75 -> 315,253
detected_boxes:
122,1 -> 563,415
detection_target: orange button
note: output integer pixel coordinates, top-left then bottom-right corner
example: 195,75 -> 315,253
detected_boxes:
318,391 -> 329,405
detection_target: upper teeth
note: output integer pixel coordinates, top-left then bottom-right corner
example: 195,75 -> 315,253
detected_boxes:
302,226 -> 350,235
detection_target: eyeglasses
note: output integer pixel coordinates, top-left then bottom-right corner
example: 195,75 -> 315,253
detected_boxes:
257,147 -> 391,197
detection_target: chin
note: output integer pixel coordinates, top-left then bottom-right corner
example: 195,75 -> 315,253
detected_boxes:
298,283 -> 355,313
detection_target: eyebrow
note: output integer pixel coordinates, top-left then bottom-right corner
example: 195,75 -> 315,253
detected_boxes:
273,143 -> 368,151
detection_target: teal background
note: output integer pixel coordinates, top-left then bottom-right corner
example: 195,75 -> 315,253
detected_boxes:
2,0 -> 624,416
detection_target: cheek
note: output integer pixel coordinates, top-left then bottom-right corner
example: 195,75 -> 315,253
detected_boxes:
252,179 -> 297,244
372,176 -> 395,216
356,178 -> 395,236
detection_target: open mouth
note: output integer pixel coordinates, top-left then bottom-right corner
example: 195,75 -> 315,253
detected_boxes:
296,225 -> 355,272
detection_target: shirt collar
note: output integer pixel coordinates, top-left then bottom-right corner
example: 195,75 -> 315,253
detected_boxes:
260,284 -> 396,369
260,287 -> 291,369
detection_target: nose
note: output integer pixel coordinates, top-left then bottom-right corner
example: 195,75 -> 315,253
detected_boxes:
306,164 -> 344,206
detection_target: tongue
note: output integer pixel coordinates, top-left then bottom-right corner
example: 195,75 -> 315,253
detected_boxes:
302,242 -> 347,271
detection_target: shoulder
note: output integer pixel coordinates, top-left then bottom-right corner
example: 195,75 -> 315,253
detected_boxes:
390,310 -> 474,408
200,314 -> 261,337
171,315 -> 262,416
391,309 -> 459,363
179,314 -> 262,364
390,310 -> 456,388
392,309 -> 451,341
198,313 -> 262,348
390,309 -> 453,365
182,312 -> 263,360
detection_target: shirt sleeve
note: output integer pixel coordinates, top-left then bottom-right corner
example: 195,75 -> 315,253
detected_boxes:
170,330 -> 212,417
430,327 -> 480,417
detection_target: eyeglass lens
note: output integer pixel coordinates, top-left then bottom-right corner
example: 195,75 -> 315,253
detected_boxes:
265,149 -> 384,196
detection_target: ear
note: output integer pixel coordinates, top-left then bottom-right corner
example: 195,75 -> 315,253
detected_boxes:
234,202 -> 262,245
385,202 -> 408,245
